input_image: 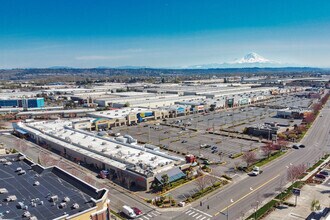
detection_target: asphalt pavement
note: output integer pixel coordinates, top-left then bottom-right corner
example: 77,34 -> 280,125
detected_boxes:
174,99 -> 330,220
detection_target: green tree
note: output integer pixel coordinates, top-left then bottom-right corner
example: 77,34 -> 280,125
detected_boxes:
161,174 -> 170,190
311,199 -> 321,212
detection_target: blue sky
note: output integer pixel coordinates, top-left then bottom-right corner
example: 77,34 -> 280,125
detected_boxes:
1,0 -> 330,68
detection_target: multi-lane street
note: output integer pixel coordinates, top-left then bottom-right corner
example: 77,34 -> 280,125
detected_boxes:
174,99 -> 330,220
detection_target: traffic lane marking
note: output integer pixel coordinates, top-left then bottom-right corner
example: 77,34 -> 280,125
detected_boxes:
214,174 -> 280,216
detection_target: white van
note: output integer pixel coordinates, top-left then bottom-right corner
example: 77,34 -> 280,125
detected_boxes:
122,205 -> 136,218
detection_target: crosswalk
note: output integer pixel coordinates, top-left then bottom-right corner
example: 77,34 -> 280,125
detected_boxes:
184,208 -> 213,220
137,210 -> 161,220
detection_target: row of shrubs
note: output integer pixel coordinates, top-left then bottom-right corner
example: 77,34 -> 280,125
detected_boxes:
185,180 -> 227,203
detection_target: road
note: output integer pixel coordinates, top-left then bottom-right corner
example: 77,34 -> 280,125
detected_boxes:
0,95 -> 327,220
174,99 -> 330,220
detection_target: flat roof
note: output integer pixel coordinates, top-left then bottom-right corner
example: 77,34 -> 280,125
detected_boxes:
15,120 -> 182,175
88,107 -> 153,119
0,154 -> 107,220
16,108 -> 96,116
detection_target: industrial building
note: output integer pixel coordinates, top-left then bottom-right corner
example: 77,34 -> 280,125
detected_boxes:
0,153 -> 110,220
13,120 -> 185,191
0,98 -> 44,109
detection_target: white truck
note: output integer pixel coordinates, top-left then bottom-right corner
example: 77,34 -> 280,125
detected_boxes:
250,166 -> 262,176
122,205 -> 136,218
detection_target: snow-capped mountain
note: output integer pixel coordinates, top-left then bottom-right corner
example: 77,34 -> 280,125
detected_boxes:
233,52 -> 271,64
187,52 -> 280,69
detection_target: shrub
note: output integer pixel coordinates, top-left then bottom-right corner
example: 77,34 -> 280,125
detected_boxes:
221,175 -> 232,181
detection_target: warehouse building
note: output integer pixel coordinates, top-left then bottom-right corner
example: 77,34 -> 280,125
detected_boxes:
13,120 -> 185,191
0,153 -> 110,220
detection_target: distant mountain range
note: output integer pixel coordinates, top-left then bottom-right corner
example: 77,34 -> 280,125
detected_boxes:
41,53 -> 314,70
187,52 -> 286,69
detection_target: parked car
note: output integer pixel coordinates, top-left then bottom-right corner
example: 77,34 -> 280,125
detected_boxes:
315,174 -> 327,180
292,145 -> 299,149
212,149 -> 219,154
299,144 -> 305,148
181,140 -> 187,143
319,171 -> 329,177
143,125 -> 149,127
132,207 -> 143,216
211,146 -> 217,150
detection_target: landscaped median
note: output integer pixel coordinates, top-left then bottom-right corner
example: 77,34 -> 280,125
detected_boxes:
253,150 -> 286,168
184,179 -> 229,203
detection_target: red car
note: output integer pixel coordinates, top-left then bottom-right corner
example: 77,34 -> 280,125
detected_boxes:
132,207 -> 142,216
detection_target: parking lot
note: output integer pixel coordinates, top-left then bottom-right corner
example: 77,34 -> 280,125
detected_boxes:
112,122 -> 263,163
111,93 -> 312,167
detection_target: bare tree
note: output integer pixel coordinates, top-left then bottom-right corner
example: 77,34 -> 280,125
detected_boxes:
242,151 -> 257,167
207,175 -> 219,186
287,164 -> 306,183
194,175 -> 208,191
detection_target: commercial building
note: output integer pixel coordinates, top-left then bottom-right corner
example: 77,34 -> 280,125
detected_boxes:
0,153 -> 110,220
0,98 -> 44,109
13,120 -> 185,191
87,107 -> 169,128
15,109 -> 96,119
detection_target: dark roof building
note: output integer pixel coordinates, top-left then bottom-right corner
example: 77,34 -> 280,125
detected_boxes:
0,154 -> 110,220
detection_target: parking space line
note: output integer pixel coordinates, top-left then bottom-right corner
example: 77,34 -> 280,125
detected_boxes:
189,211 -> 195,216
192,213 -> 199,217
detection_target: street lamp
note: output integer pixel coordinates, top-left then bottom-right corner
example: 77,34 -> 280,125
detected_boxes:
254,201 -> 259,220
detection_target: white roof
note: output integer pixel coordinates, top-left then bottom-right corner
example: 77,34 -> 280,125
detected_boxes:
16,120 -> 180,175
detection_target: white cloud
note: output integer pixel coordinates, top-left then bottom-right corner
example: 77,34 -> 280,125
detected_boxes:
75,55 -> 129,60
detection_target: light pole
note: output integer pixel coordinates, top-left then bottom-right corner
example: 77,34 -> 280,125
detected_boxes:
254,200 -> 259,219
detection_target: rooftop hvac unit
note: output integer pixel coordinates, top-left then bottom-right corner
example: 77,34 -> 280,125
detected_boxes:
59,202 -> 67,209
72,203 -> 79,209
102,148 -> 107,152
63,197 -> 70,202
16,167 -> 22,172
29,216 -> 38,220
6,195 -> 17,201
0,188 -> 8,194
23,211 -> 31,218
18,170 -> 26,175
49,195 -> 58,202
33,181 -> 40,186
101,142 -> 106,145
5,162 -> 12,165
18,202 -> 25,209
